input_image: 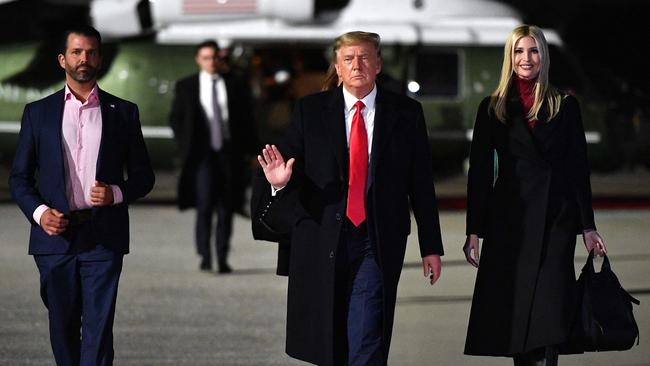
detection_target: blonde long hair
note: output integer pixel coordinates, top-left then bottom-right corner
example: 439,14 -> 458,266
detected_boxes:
490,24 -> 562,122
322,31 -> 381,91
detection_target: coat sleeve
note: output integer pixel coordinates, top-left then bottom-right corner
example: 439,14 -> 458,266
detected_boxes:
466,97 -> 495,237
563,95 -> 596,232
409,102 -> 444,257
117,104 -> 155,204
9,104 -> 45,225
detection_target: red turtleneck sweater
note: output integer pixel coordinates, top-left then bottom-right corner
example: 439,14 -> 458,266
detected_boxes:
516,77 -> 537,129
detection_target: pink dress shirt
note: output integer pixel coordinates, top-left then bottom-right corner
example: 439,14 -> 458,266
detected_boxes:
32,85 -> 123,224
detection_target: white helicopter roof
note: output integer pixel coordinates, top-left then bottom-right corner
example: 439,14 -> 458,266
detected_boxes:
92,0 -> 561,46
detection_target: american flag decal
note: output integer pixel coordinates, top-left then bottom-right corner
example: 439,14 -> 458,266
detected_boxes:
183,0 -> 257,15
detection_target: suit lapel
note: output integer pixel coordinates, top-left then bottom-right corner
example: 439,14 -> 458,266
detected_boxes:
96,88 -> 115,179
49,88 -> 70,212
322,87 -> 348,182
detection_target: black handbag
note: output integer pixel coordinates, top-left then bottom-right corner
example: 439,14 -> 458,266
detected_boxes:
564,250 -> 640,353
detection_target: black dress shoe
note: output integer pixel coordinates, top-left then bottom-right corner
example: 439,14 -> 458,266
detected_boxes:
200,259 -> 212,271
218,263 -> 232,274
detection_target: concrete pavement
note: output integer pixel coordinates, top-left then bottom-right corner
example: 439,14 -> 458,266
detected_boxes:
1,205 -> 648,365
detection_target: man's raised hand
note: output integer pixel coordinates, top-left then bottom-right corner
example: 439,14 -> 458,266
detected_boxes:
257,144 -> 294,189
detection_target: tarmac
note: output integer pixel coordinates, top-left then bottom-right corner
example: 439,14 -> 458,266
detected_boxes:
1,201 -> 649,365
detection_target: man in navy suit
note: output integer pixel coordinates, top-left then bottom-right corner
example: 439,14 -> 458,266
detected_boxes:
9,25 -> 154,366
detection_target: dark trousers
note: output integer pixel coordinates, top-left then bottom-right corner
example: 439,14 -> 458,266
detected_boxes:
335,220 -> 384,366
33,223 -> 123,366
195,149 -> 233,268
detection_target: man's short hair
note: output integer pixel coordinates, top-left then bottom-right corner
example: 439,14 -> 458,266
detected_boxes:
60,24 -> 102,55
195,40 -> 219,55
332,31 -> 381,59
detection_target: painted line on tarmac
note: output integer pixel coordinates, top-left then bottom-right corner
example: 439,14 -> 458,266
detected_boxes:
397,288 -> 650,305
403,253 -> 650,269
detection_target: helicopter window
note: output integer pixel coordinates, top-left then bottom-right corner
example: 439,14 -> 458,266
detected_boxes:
412,51 -> 459,98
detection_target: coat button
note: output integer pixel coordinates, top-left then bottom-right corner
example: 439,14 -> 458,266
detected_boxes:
329,251 -> 335,259
335,213 -> 341,221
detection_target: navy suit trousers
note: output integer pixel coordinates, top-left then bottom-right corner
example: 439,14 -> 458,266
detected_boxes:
338,220 -> 385,366
34,222 -> 123,366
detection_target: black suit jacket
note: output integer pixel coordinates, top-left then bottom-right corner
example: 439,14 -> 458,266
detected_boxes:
169,73 -> 258,210
9,88 -> 155,255
274,85 -> 443,365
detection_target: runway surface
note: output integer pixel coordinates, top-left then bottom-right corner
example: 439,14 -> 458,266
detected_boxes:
1,205 -> 648,365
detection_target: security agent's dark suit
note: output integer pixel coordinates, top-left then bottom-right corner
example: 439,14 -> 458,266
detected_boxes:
170,72 -> 258,270
273,85 -> 444,366
9,88 -> 154,365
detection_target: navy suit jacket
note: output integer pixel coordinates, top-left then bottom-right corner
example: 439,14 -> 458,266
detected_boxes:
9,87 -> 155,255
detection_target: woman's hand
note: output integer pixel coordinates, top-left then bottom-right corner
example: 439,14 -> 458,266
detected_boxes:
583,230 -> 607,257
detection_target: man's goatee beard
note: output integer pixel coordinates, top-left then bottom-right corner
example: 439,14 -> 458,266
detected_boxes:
68,67 -> 97,83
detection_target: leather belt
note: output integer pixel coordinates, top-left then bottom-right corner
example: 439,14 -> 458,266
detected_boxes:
68,209 -> 92,226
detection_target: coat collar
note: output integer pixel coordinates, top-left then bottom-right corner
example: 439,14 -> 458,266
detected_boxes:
321,85 -> 399,183
506,96 -> 547,166
506,83 -> 560,166
370,87 -> 398,174
323,86 -> 348,182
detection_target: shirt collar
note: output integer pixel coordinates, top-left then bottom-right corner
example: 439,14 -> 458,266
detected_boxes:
200,70 -> 220,82
64,84 -> 99,105
342,84 -> 377,113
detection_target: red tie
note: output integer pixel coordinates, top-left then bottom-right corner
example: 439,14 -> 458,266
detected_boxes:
347,101 -> 368,226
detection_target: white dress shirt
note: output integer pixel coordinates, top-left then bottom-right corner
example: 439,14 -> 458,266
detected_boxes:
342,83 -> 376,155
199,70 -> 229,134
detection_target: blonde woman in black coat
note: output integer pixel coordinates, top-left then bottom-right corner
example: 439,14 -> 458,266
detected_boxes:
462,24 -> 607,366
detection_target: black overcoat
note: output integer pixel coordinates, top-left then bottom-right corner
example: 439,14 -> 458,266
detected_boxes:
276,86 -> 444,365
464,91 -> 596,356
169,73 -> 258,210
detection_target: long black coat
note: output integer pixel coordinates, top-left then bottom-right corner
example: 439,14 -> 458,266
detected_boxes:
276,86 -> 444,365
464,91 -> 596,356
169,73 -> 258,210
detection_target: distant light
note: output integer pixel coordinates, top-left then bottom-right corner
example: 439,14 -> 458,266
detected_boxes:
274,70 -> 290,84
158,81 -> 169,94
473,81 -> 484,94
407,81 -> 420,93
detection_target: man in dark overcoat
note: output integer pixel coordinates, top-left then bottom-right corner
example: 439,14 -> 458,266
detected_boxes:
257,31 -> 444,366
170,40 -> 258,273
